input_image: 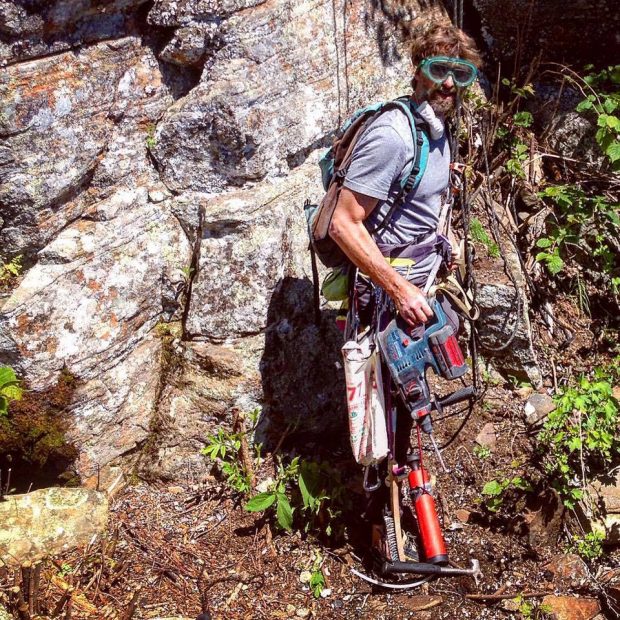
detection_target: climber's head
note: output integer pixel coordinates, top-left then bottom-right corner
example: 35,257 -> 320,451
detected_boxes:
410,22 -> 482,116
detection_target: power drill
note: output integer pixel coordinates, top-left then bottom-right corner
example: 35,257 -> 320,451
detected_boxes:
377,298 -> 468,422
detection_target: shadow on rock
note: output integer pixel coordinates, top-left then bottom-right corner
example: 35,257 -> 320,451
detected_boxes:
258,277 -> 349,459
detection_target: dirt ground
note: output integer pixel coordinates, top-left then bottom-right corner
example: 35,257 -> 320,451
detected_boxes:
2,269 -> 618,619
3,341 -> 618,620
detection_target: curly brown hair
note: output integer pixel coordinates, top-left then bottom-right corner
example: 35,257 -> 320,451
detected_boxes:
410,21 -> 482,69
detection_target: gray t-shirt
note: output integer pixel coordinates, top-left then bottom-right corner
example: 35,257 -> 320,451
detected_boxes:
342,107 -> 451,284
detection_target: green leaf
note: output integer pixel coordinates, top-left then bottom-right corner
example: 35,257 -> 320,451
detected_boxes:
536,237 -> 553,248
1,384 -> 22,401
482,480 -> 503,496
513,111 -> 533,127
276,493 -> 293,531
310,570 -> 325,598
0,366 -> 18,389
605,141 -> 620,163
244,492 -> 277,512
576,99 -> 594,113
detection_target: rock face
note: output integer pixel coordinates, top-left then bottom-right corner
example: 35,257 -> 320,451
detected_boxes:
0,0 -> 555,480
472,0 -> 619,65
476,282 -> 542,388
0,488 -> 108,566
0,0 -> 421,480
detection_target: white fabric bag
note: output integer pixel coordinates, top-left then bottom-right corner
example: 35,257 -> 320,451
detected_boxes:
342,331 -> 388,466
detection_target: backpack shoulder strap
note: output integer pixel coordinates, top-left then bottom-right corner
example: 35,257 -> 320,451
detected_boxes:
370,98 -> 429,235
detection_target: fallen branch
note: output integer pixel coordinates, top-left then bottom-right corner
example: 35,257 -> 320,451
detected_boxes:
466,590 -> 550,601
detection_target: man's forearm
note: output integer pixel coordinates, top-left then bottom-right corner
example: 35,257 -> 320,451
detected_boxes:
328,188 -> 432,325
329,207 -> 409,301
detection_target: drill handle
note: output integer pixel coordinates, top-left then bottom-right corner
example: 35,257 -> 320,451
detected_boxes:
436,385 -> 475,408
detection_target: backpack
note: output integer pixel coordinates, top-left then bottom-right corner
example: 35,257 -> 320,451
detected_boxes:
304,97 -> 430,270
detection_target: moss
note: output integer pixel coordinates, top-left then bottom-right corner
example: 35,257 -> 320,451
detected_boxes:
0,369 -> 80,491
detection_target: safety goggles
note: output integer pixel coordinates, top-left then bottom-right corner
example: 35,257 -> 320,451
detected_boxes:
419,56 -> 478,88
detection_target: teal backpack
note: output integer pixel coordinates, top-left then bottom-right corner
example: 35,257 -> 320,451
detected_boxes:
304,96 -> 430,270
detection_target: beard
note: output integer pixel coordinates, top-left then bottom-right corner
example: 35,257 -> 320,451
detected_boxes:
427,87 -> 457,116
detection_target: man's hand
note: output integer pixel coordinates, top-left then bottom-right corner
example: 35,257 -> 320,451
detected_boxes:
393,280 -> 433,325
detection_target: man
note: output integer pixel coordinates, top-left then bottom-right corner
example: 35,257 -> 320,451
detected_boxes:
329,22 -> 482,329
329,22 -> 482,560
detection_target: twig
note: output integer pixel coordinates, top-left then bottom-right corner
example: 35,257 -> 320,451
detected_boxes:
52,588 -> 73,617
233,409 -> 255,489
32,562 -> 41,616
121,587 -> 142,620
466,590 -> 550,601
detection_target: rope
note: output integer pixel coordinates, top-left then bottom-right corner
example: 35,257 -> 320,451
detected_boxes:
331,0 -> 342,125
342,0 -> 351,115
476,113 -> 524,352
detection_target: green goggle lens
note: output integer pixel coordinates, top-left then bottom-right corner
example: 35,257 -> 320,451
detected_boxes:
420,56 -> 478,87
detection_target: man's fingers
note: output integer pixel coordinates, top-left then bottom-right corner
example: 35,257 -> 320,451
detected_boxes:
414,307 -> 429,323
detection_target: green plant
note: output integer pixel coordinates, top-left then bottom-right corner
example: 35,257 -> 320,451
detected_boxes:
536,184 -> 619,276
245,456 -> 299,531
0,255 -> 22,286
58,563 -> 73,577
506,141 -> 529,179
181,265 -> 194,280
481,476 -> 532,512
513,594 -> 552,619
309,551 -> 326,598
575,64 -> 620,169
513,111 -> 534,128
570,530 -> 605,560
145,124 -> 157,150
501,78 -> 535,100
201,409 -> 261,494
0,366 -> 22,416
246,458 -> 346,536
538,361 -> 620,508
470,218 -> 500,258
473,444 -> 491,460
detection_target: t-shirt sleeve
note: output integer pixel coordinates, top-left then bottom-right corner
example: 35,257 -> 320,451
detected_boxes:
342,124 -> 409,201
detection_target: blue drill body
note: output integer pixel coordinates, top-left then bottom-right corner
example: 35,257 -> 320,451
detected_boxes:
378,300 -> 468,420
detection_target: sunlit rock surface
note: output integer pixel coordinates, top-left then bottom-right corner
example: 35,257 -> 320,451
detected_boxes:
0,488 -> 108,566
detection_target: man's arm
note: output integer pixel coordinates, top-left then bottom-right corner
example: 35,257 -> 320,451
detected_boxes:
329,187 -> 433,325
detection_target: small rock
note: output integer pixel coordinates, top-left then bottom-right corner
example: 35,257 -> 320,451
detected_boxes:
500,598 -> 520,612
0,604 -> 11,620
400,595 -> 443,612
0,488 -> 108,566
516,385 -> 534,399
296,608 -> 310,618
544,554 -> 589,588
524,393 -> 556,426
475,423 -> 497,450
320,588 -> 332,598
299,570 -> 312,584
333,599 -> 343,608
599,568 -> 620,606
456,509 -> 472,523
286,604 -> 296,614
148,189 -> 168,203
541,595 -> 600,620
167,485 -> 185,495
